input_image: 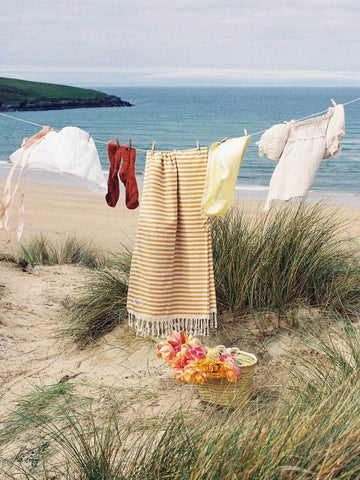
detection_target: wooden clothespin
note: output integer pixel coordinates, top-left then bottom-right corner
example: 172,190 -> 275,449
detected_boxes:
244,129 -> 248,136
116,136 -> 120,147
152,141 -> 156,152
128,138 -> 132,151
196,140 -> 201,155
331,99 -> 337,107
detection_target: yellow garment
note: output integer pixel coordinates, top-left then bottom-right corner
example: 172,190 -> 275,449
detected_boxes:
201,135 -> 251,216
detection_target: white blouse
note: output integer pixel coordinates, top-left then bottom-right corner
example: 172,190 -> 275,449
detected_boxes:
257,104 -> 345,211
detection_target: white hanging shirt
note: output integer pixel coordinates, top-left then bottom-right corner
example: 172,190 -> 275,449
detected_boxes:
10,126 -> 107,193
257,104 -> 345,211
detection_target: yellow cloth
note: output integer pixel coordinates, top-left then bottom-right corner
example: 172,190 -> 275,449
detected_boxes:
201,136 -> 251,216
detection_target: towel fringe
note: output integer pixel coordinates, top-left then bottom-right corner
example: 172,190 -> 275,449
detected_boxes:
127,311 -> 217,338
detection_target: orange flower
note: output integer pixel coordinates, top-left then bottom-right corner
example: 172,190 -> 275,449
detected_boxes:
183,358 -> 209,384
207,358 -> 224,374
222,361 -> 242,382
157,332 -> 243,384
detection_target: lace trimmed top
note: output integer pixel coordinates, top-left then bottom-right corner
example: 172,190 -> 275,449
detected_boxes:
256,104 -> 345,210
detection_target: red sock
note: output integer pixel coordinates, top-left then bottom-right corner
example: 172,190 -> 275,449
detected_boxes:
120,147 -> 139,209
119,145 -> 128,184
105,141 -> 121,207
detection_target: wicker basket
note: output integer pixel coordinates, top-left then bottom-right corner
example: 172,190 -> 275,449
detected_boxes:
197,347 -> 258,406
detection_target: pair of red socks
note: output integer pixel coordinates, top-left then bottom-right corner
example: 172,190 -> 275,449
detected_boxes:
106,141 -> 139,209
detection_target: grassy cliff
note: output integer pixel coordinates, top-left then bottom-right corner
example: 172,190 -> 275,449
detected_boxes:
0,77 -> 132,111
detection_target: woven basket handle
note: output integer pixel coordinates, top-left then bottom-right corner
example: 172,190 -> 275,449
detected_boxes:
216,345 -> 241,355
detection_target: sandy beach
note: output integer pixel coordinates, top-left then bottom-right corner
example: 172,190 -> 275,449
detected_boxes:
1,174 -> 360,252
0,178 -> 140,253
0,176 -> 198,434
1,174 -> 360,475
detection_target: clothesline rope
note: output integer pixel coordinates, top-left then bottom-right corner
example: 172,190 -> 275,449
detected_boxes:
248,96 -> 360,137
1,96 -> 359,151
0,112 -> 45,128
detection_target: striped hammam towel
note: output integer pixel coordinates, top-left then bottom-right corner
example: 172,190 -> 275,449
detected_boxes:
127,147 -> 217,337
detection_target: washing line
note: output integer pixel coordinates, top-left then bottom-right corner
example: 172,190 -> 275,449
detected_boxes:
0,96 -> 359,151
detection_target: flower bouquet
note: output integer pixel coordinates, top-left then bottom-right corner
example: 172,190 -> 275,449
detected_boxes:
157,331 -> 257,405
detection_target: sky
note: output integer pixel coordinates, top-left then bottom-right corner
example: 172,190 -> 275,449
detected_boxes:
1,0 -> 360,87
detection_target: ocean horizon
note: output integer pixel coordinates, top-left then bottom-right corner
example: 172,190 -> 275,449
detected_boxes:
0,86 -> 359,205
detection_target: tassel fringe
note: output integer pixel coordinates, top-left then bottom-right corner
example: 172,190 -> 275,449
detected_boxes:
128,311 -> 217,338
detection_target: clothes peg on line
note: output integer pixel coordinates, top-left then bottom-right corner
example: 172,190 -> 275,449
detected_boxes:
128,138 -> 132,151
244,129 -> 248,136
116,136 -> 120,147
331,99 -> 337,107
152,141 -> 156,151
196,140 -> 201,155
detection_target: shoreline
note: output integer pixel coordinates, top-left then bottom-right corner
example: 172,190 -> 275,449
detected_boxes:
1,162 -> 360,207
0,183 -> 359,256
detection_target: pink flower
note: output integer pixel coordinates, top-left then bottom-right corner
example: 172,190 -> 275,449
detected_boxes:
179,344 -> 195,366
218,352 -> 242,381
157,343 -> 176,361
167,331 -> 188,348
190,346 -> 206,359
156,331 -> 190,362
219,353 -> 238,366
188,336 -> 203,348
158,332 -> 244,384
222,361 -> 242,381
170,360 -> 185,379
169,344 -> 194,370
169,356 -> 183,371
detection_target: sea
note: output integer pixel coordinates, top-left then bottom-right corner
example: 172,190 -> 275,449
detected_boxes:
0,86 -> 359,205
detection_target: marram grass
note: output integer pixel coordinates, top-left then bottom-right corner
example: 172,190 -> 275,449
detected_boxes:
3,324 -> 360,479
64,204 -> 360,345
0,383 -> 84,447
65,260 -> 129,346
212,204 -> 360,321
18,234 -> 107,269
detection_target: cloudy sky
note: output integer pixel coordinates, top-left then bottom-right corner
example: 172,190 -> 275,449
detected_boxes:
1,0 -> 360,87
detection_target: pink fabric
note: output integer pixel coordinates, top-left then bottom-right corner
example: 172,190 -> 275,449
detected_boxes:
0,126 -> 52,246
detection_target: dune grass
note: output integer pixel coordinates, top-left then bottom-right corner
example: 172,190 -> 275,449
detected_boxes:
2,322 -> 360,479
0,383 -> 82,447
212,204 -> 360,323
62,203 -> 360,345
0,253 -> 18,263
65,254 -> 130,346
18,235 -> 107,269
287,319 -> 360,403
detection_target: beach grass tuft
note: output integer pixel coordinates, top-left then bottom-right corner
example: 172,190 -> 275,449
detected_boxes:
0,383 -> 83,447
19,234 -> 107,269
287,319 -> 360,402
65,259 -> 129,346
212,204 -> 360,324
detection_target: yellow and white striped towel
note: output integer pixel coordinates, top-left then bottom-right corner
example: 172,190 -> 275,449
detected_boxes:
127,147 -> 217,337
